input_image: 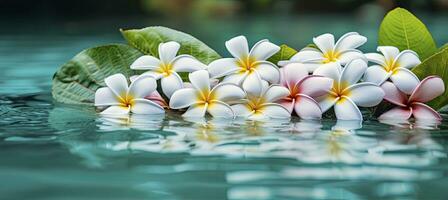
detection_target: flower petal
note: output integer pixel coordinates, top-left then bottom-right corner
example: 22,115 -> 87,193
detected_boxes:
263,85 -> 290,102
100,105 -> 130,115
208,58 -> 240,78
231,103 -> 254,117
130,55 -> 161,70
255,61 -> 280,83
145,91 -> 168,108
313,62 -> 342,81
280,63 -> 309,89
394,50 -> 421,69
249,40 -> 280,61
171,55 -> 207,72
208,100 -> 234,118
128,75 -> 157,99
365,53 -> 386,66
242,72 -> 263,96
339,58 -> 367,86
297,75 -> 333,98
409,76 -> 445,103
317,94 -> 338,113
169,88 -> 198,109
183,103 -> 207,118
380,81 -> 408,107
161,72 -> 183,98
378,107 -> 412,120
337,50 -> 366,65
289,48 -> 324,63
131,99 -> 165,114
210,83 -> 246,102
334,97 -> 362,120
189,70 -> 210,92
225,35 -> 249,60
223,71 -> 248,85
277,99 -> 294,113
390,68 -> 420,95
411,102 -> 442,120
95,87 -> 120,106
158,41 -> 180,64
377,46 -> 399,61
363,65 -> 390,85
313,33 -> 335,54
294,94 -> 322,119
104,73 -> 128,99
261,103 -> 291,118
334,32 -> 367,52
345,83 -> 385,107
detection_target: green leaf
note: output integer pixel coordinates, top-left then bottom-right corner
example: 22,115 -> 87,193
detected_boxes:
120,26 -> 221,65
440,43 -> 448,51
378,7 -> 437,60
267,44 -> 297,65
52,44 -> 143,105
412,48 -> 448,110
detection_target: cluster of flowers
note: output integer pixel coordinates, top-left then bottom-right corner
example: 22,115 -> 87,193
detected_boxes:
95,33 -> 445,121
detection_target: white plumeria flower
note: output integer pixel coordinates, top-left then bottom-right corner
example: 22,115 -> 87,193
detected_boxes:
94,74 -> 165,115
207,35 -> 281,95
130,41 -> 207,98
364,46 -> 421,94
315,59 -> 385,120
279,32 -> 367,73
169,70 -> 246,118
232,80 -> 291,120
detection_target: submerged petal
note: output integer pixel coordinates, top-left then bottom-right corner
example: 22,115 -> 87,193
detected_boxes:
225,35 -> 249,60
390,68 -> 420,95
104,73 -> 128,99
161,72 -> 183,98
207,100 -> 234,118
131,99 -> 165,114
334,97 -> 362,120
130,55 -> 161,70
169,88 -> 198,109
411,102 -> 442,120
313,33 -> 335,53
249,40 -> 280,60
95,87 -> 120,106
380,81 -> 408,107
345,83 -> 385,107
363,65 -> 390,85
158,41 -> 180,64
378,107 -> 412,120
255,61 -> 280,83
409,76 -> 445,103
208,58 -> 240,78
171,55 -> 207,72
294,94 -> 322,119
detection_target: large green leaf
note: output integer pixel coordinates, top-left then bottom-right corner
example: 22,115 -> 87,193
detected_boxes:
267,44 -> 297,65
378,7 -> 437,60
52,44 -> 143,105
121,26 -> 221,64
412,48 -> 448,110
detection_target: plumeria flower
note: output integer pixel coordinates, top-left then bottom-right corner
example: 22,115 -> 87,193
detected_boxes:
207,35 -> 281,95
364,46 -> 421,94
314,59 -> 385,120
277,63 -> 333,119
130,41 -> 207,98
279,32 -> 367,73
94,73 -> 165,115
232,80 -> 290,120
379,76 -> 445,120
169,70 -> 245,118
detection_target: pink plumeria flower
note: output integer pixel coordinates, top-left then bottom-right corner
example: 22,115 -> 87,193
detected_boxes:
130,41 -> 207,98
232,80 -> 290,120
279,32 -> 367,73
169,70 -> 246,118
207,35 -> 281,96
379,76 -> 445,121
364,46 -> 421,94
277,63 -> 333,119
94,74 -> 165,115
314,59 -> 385,120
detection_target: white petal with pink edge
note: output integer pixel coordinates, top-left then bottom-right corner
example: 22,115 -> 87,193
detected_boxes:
411,102 -> 442,120
378,107 -> 412,120
297,75 -> 333,98
294,94 -> 322,119
277,99 -> 294,114
380,81 -> 408,107
409,76 -> 445,103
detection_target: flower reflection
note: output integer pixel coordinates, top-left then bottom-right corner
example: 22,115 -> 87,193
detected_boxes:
379,118 -> 442,130
96,114 -> 164,131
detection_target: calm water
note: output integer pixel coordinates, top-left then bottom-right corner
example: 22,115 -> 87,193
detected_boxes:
1,16 -> 448,200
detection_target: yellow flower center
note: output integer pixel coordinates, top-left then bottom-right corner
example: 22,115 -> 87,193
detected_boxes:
384,58 -> 399,73
118,93 -> 134,108
237,56 -> 258,74
247,96 -> 266,113
196,89 -> 216,105
329,81 -> 351,104
323,50 -> 341,64
156,63 -> 173,76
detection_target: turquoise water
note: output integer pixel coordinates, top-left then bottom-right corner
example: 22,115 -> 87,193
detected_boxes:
1,16 -> 448,199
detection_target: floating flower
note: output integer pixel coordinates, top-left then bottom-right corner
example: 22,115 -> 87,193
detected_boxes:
277,63 -> 333,119
130,41 -> 207,98
207,35 -> 281,95
94,73 -> 165,115
364,46 -> 421,94
169,70 -> 245,118
279,32 -> 367,73
232,80 -> 290,120
314,59 -> 385,120
379,76 -> 445,120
